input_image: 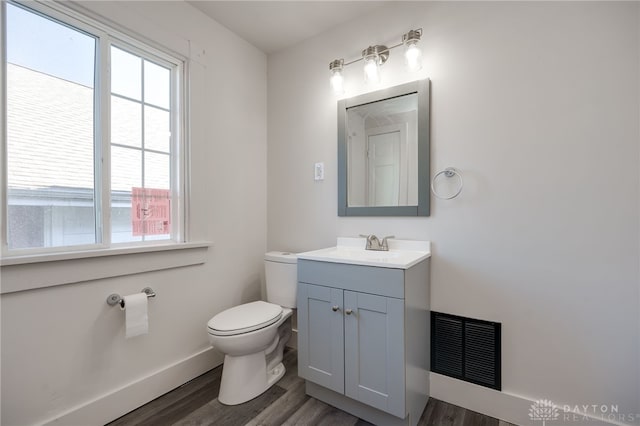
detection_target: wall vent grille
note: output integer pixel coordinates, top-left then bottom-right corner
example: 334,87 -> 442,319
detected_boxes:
431,311 -> 501,391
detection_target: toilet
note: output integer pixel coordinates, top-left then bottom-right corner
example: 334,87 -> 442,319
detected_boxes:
207,251 -> 297,405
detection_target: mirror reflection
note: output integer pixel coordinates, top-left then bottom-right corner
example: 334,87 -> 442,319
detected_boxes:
346,93 -> 418,207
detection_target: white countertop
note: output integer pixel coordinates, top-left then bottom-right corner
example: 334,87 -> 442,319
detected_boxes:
297,237 -> 431,269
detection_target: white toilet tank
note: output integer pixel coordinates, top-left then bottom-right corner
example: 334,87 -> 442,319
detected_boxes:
264,251 -> 297,308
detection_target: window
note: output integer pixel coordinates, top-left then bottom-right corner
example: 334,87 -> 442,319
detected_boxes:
3,1 -> 184,254
110,46 -> 173,243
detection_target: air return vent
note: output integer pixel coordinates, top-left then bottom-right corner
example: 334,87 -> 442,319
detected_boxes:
431,312 -> 501,391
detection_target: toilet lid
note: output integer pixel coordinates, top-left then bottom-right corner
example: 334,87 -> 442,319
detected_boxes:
207,301 -> 283,336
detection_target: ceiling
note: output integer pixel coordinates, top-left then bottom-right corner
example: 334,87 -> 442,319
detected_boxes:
187,1 -> 390,54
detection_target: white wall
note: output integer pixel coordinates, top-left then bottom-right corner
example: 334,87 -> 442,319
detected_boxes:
1,1 -> 267,424
268,2 -> 640,424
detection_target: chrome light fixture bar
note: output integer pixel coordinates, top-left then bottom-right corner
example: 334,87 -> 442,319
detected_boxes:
329,28 -> 423,94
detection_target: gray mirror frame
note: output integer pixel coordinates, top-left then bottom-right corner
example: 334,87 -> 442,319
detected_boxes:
338,79 -> 430,216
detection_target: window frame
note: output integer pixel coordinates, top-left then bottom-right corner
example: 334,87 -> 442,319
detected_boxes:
1,0 -> 189,258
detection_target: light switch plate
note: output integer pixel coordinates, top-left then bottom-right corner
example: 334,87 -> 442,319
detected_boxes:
314,162 -> 325,181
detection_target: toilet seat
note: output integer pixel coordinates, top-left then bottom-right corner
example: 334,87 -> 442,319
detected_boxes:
208,301 -> 283,336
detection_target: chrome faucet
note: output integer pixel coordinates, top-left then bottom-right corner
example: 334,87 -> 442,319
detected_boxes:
359,234 -> 395,251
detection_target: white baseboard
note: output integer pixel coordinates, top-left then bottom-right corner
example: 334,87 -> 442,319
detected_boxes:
39,354 -> 631,426
430,373 -> 632,426
44,347 -> 223,426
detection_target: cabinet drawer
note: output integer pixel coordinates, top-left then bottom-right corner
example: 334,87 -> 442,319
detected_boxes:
298,260 -> 405,299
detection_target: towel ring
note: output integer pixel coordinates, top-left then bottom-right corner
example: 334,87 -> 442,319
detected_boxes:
431,167 -> 463,200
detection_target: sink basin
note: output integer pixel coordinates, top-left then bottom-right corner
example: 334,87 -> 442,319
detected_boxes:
297,237 -> 431,269
318,247 -> 402,261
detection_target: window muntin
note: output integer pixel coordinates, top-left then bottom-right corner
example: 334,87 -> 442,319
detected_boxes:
3,1 -> 184,254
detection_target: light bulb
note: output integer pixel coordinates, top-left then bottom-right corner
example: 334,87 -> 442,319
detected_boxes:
405,42 -> 422,72
364,57 -> 380,84
330,69 -> 344,94
329,59 -> 345,94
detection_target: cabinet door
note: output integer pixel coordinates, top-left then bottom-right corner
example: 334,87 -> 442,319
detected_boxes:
344,291 -> 405,418
297,283 -> 345,394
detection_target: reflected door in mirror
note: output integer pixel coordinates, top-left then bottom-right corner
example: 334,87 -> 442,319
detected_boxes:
346,93 -> 418,208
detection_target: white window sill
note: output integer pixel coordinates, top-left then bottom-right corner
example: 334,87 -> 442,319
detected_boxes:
0,241 -> 211,294
0,241 -> 211,266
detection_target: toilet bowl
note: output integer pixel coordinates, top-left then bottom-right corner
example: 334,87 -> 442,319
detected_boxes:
207,251 -> 297,405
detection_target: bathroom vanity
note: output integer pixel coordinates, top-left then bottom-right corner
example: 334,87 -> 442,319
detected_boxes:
296,238 -> 431,426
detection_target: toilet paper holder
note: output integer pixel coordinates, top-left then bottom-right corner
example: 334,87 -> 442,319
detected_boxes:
107,287 -> 156,308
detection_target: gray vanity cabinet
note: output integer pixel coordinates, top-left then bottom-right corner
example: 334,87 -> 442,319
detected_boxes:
296,283 -> 344,393
297,259 -> 430,426
344,290 -> 405,417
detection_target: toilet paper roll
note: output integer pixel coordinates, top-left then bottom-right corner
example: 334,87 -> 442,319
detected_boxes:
123,293 -> 148,338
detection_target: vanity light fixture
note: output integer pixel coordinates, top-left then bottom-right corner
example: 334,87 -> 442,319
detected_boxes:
362,45 -> 388,84
403,29 -> 423,71
329,59 -> 345,94
329,28 -> 423,93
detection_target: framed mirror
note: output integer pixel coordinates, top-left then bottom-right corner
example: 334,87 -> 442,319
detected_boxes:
338,79 -> 430,216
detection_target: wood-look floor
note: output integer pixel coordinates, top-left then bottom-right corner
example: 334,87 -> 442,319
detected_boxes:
108,349 -> 517,426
